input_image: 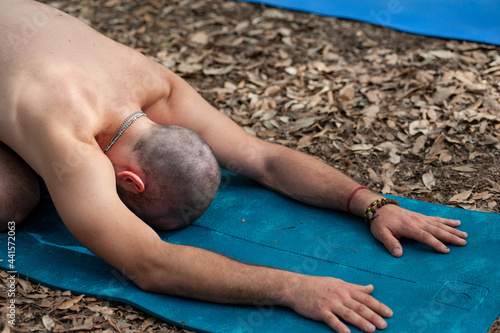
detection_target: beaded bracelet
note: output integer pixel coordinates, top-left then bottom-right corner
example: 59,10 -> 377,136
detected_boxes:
364,198 -> 400,223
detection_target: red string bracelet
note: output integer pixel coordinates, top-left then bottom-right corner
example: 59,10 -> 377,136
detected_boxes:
346,186 -> 369,215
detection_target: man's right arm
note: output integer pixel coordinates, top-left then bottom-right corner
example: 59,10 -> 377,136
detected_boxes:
42,140 -> 391,333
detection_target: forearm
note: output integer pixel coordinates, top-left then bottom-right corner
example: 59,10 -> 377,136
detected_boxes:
137,241 -> 393,333
141,241 -> 297,306
260,144 -> 381,217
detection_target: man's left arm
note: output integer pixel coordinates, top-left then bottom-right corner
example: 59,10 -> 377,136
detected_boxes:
250,143 -> 467,257
147,67 -> 467,257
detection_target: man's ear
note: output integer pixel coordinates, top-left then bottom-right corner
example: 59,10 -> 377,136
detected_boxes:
116,171 -> 145,193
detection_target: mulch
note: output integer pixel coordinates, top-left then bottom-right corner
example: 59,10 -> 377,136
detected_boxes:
1,0 -> 499,332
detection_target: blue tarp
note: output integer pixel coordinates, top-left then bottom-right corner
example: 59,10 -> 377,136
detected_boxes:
238,0 -> 500,45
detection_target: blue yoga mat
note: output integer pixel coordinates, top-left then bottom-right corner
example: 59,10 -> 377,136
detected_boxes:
237,0 -> 500,46
1,170 -> 499,332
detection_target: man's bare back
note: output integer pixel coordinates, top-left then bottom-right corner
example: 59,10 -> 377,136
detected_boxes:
0,0 -> 169,174
0,2 -> 468,332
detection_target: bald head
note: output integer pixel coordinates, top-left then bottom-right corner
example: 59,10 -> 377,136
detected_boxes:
117,124 -> 220,230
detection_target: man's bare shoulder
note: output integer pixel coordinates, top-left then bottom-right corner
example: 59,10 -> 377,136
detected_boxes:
0,0 -> 176,170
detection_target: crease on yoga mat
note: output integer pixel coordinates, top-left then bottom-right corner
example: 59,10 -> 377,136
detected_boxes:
1,170 -> 499,332
191,223 -> 417,284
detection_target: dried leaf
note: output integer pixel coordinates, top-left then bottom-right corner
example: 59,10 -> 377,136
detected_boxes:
87,305 -> 115,316
264,85 -> 281,97
38,298 -> 54,308
176,63 -> 203,74
422,171 -> 436,190
189,31 -> 209,45
409,120 -> 431,136
350,144 -> 373,152
412,135 -> 427,155
297,135 -> 313,149
288,117 -> 319,132
365,90 -> 380,103
18,279 -> 33,292
451,166 -> 477,173
427,133 -> 447,156
377,142 -> 401,164
487,180 -> 500,193
367,168 -> 381,183
415,70 -> 434,83
262,8 -> 292,20
203,65 -> 234,76
338,84 -> 356,105
423,50 -> 457,59
449,190 -> 473,203
471,192 -> 491,201
433,86 -> 455,104
107,317 -> 121,332
284,66 -> 297,75
57,294 -> 85,310
362,105 -> 379,128
439,151 -> 453,163
141,317 -> 157,330
42,315 -> 56,331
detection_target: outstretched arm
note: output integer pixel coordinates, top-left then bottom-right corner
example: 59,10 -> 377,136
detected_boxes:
42,140 -> 391,333
148,66 -> 467,257
253,144 -> 467,257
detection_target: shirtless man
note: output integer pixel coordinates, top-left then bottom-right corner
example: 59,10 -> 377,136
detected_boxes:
0,1 -> 468,332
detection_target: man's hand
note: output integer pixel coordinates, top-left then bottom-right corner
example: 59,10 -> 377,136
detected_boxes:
286,276 -> 393,333
369,204 -> 468,257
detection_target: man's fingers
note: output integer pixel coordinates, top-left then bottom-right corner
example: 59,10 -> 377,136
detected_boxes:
355,284 -> 374,294
371,206 -> 468,256
435,216 -> 461,227
322,311 -> 351,333
295,279 -> 395,333
345,299 -> 388,331
353,287 -> 393,319
436,221 -> 468,238
430,218 -> 468,244
337,306 -> 376,333
336,284 -> 393,331
373,228 -> 403,257
337,295 -> 390,332
411,228 -> 451,253
425,223 -> 467,247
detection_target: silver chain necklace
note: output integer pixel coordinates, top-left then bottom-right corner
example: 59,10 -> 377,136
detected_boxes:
103,111 -> 147,153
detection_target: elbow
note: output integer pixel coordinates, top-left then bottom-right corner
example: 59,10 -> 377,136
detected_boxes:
129,253 -> 174,294
254,142 -> 284,187
133,272 -> 157,293
126,243 -> 184,295
131,260 -> 165,293
122,256 -> 162,293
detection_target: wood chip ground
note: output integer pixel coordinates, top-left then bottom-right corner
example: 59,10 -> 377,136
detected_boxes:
1,0 -> 499,332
